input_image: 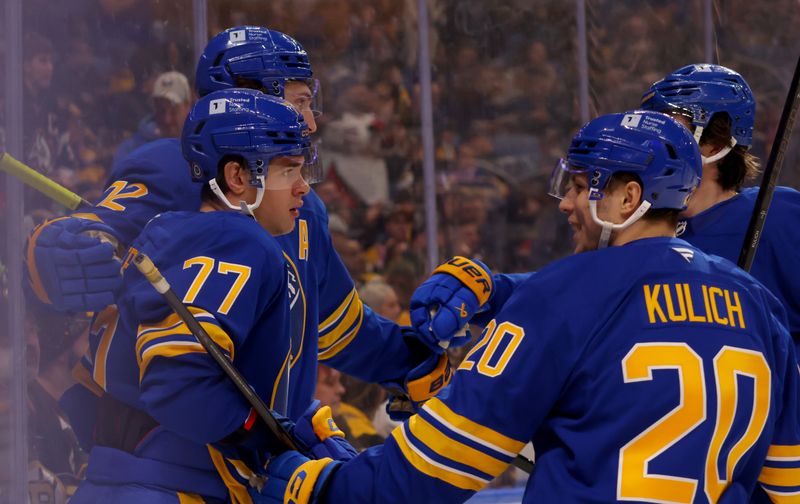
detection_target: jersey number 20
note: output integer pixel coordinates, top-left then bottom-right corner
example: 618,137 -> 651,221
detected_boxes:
618,342 -> 770,503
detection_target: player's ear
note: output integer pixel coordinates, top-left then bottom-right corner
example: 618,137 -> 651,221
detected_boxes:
222,159 -> 249,197
621,180 -> 643,215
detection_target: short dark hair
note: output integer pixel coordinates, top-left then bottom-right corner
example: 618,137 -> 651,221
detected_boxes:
200,155 -> 244,203
607,172 -> 680,226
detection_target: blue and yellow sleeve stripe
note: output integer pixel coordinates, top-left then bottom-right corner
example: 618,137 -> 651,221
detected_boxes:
391,397 -> 525,492
136,307 -> 235,381
318,288 -> 364,360
759,444 -> 800,502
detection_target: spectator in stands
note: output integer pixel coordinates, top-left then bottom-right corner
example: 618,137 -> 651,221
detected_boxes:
112,70 -> 192,165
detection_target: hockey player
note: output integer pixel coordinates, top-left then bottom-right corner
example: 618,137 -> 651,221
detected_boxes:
639,64 -> 800,352
258,111 -> 800,503
29,26 -> 451,441
410,65 -> 800,362
72,89 -> 357,503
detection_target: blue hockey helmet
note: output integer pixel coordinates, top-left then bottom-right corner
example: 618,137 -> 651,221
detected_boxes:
554,110 -> 701,209
549,111 -> 701,247
195,26 -> 318,107
181,88 -> 317,188
640,64 -> 755,148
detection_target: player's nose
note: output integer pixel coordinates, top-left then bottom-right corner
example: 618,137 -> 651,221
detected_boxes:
303,110 -> 317,134
294,175 -> 310,196
558,196 -> 573,214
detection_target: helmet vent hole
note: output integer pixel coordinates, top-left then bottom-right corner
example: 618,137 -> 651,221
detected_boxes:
665,144 -> 678,159
213,54 -> 224,66
194,121 -> 206,134
266,131 -> 279,138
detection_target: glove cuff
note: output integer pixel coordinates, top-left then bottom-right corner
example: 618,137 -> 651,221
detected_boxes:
406,353 -> 452,402
286,457 -> 339,504
432,256 -> 493,306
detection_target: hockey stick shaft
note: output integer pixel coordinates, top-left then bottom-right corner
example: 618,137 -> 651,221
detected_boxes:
738,54 -> 800,271
133,252 -> 302,453
0,152 -> 91,210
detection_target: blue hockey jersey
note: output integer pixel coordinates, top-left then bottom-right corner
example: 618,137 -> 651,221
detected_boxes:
679,186 -> 800,341
86,138 -> 202,245
325,237 -> 800,503
67,137 -> 430,470
83,210 -> 290,501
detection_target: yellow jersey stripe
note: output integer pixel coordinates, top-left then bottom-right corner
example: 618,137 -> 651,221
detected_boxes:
761,486 -> 800,503
137,307 -> 214,336
408,415 -> 509,477
759,466 -> 800,487
136,316 -> 234,367
271,348 -> 292,410
177,492 -> 205,504
319,289 -> 356,333
318,305 -> 364,360
392,424 -> 488,492
207,446 -> 253,504
139,342 -> 205,380
424,398 -> 524,457
92,306 -> 119,391
768,445 -> 800,461
318,296 -> 363,350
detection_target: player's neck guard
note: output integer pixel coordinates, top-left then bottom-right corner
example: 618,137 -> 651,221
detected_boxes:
208,175 -> 266,218
589,188 -> 652,249
694,126 -> 737,165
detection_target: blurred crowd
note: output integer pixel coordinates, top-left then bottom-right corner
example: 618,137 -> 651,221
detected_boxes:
2,0 -> 800,500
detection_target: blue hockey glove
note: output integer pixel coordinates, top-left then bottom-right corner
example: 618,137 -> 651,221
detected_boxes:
261,451 -> 340,504
293,400 -> 357,462
410,256 -> 494,352
26,216 -> 123,312
219,401 -> 356,463
382,352 -> 453,421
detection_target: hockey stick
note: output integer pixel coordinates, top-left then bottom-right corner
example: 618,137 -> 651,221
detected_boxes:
0,152 -> 91,210
2,152 -> 301,453
133,252 -> 302,453
738,54 -> 800,271
5,149 -> 534,471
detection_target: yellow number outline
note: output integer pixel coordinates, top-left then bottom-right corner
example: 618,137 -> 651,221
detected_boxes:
182,257 -> 215,304
704,347 -> 771,501
618,343 -> 706,502
458,320 -> 525,378
96,180 -> 149,211
217,262 -> 252,315
459,320 -> 496,372
618,343 -> 772,503
182,257 -> 251,314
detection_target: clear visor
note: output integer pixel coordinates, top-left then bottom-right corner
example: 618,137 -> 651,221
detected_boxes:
283,78 -> 323,119
548,158 -> 588,200
308,78 -> 323,118
261,144 -> 323,190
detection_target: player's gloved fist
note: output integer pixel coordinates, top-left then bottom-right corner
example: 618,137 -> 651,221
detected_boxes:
26,216 -> 123,312
260,451 -> 340,504
410,256 -> 493,352
293,400 -> 357,462
382,352 -> 452,421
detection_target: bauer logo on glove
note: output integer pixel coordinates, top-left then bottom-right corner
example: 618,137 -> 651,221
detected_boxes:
436,256 -> 493,305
